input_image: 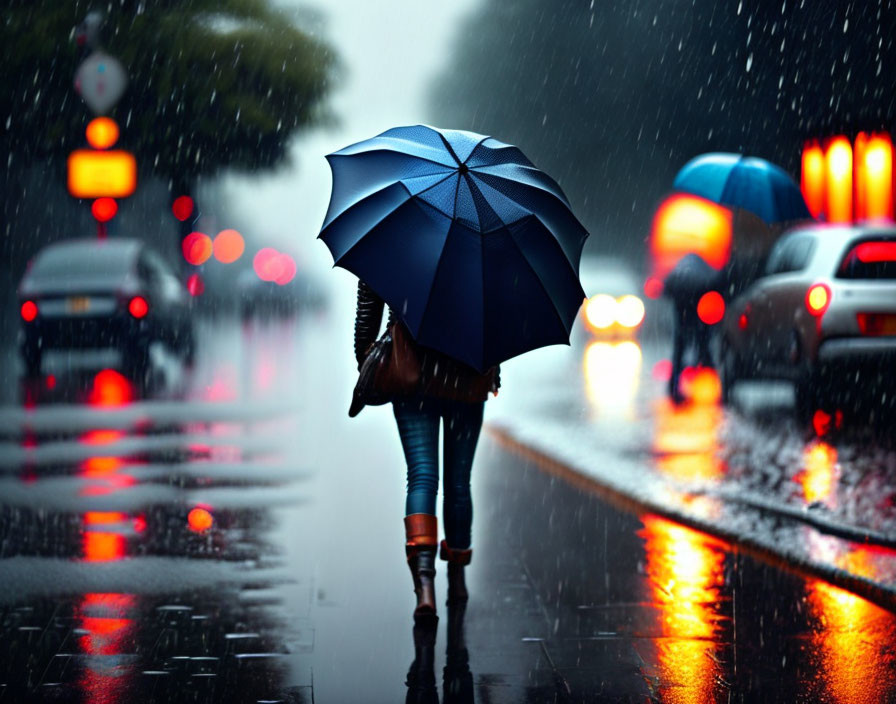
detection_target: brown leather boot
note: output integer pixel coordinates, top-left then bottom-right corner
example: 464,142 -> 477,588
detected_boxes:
440,540 -> 472,604
405,514 -> 438,623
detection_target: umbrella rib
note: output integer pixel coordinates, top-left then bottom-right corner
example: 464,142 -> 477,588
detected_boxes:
462,135 -> 490,164
504,218 -> 579,337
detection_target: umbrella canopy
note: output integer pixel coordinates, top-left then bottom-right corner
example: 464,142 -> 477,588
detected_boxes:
319,125 -> 588,371
673,152 -> 812,225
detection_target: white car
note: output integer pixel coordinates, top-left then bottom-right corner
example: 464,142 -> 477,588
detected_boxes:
718,224 -> 896,413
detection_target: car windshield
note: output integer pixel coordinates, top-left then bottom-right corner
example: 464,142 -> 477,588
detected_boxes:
28,243 -> 134,279
836,239 -> 896,280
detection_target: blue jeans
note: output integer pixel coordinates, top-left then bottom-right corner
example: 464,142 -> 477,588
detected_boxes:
393,397 -> 485,549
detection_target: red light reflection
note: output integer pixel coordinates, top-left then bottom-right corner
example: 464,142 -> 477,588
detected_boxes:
78,592 -> 136,702
88,370 -> 133,407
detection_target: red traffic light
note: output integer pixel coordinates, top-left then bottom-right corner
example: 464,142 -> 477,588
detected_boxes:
91,197 -> 118,223
128,296 -> 149,319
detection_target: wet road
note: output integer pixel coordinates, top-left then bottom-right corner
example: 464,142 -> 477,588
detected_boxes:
3,307 -> 896,702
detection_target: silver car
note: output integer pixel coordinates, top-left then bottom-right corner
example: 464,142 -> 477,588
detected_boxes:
718,224 -> 896,413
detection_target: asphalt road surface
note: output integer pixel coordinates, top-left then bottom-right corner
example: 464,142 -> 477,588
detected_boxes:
1,307 -> 896,703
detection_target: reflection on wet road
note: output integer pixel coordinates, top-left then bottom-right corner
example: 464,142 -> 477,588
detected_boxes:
6,312 -> 896,701
0,317 -> 310,703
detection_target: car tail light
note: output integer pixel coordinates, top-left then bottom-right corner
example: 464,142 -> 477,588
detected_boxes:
128,296 -> 149,319
696,290 -> 725,325
857,313 -> 896,336
805,283 -> 831,316
21,300 -> 38,322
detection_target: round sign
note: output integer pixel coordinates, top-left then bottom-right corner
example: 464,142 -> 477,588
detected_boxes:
74,51 -> 128,115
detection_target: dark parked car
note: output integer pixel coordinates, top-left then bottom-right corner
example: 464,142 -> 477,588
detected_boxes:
18,238 -> 194,377
718,224 -> 896,414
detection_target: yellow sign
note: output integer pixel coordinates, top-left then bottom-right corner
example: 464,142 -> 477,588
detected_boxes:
67,149 -> 137,198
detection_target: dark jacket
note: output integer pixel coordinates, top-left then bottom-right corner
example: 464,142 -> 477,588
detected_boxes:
354,281 -> 499,402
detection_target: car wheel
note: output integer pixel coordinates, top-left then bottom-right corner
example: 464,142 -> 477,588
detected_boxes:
719,338 -> 739,405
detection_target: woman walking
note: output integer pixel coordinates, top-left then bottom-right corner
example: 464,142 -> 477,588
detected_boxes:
354,280 -> 499,622
320,125 -> 588,623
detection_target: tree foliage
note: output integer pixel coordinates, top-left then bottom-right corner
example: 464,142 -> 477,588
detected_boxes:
1,0 -> 336,185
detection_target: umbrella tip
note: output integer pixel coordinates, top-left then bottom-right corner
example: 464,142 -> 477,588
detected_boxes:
458,163 -> 469,175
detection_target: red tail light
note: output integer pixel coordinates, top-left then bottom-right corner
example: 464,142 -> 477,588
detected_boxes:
20,300 -> 38,322
128,296 -> 149,319
857,313 -> 896,336
696,290 -> 725,325
805,283 -> 831,316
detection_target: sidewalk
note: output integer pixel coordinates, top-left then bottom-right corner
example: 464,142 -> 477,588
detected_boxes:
488,337 -> 896,613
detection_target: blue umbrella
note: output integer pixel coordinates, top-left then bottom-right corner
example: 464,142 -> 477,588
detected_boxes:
673,152 -> 812,224
319,125 -> 588,372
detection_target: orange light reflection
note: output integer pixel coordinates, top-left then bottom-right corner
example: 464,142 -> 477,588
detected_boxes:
653,370 -> 725,483
640,515 -> 725,704
796,442 -> 838,507
809,574 -> 896,704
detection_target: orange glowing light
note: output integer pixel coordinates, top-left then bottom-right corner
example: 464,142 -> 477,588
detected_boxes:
802,140 -> 826,219
67,149 -> 137,199
88,369 -> 133,407
84,512 -> 129,525
806,283 -> 831,316
639,515 -> 725,703
182,232 -> 213,265
188,507 -> 214,532
696,290 -> 725,325
77,592 -> 136,700
858,133 -> 893,221
85,117 -> 119,150
83,531 -> 126,562
652,375 -> 724,482
80,429 -> 125,446
825,137 -> 853,223
171,195 -> 194,222
808,577 -> 896,704
82,456 -> 122,474
213,229 -> 245,263
91,197 -> 118,222
796,442 -> 838,506
650,194 -> 732,280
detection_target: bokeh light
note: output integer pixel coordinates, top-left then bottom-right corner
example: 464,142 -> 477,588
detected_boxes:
188,507 -> 214,533
88,370 -> 133,407
171,195 -> 194,222
85,117 -> 119,149
91,197 -> 118,222
213,229 -> 245,263
182,232 -> 213,265
696,290 -> 725,325
186,272 -> 205,297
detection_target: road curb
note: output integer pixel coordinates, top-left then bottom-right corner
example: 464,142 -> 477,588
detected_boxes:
487,423 -> 896,615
